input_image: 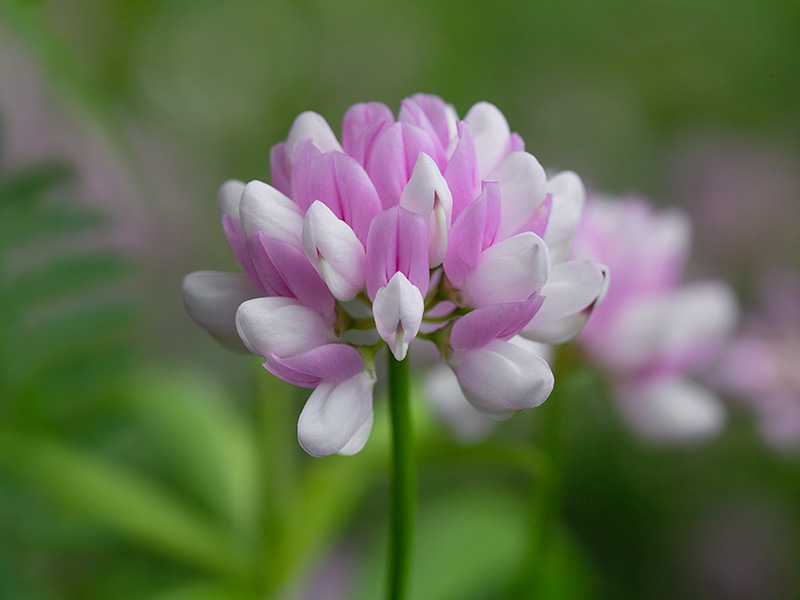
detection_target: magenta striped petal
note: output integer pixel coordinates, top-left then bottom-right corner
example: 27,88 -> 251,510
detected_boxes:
444,122 -> 480,220
450,293 -> 544,351
266,343 -> 365,388
365,206 -> 429,300
442,182 -> 501,287
367,122 -> 438,208
342,101 -> 395,164
309,151 -> 382,243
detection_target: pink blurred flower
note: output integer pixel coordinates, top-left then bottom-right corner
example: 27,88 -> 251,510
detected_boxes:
572,196 -> 739,442
711,270 -> 800,450
183,94 -> 607,455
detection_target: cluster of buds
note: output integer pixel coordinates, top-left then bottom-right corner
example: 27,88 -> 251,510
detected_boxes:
183,94 -> 608,456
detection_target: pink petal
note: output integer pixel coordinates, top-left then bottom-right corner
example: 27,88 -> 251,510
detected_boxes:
309,151 -> 382,243
399,152 -> 453,267
442,182 -> 501,288
235,297 -> 336,359
266,343 -> 365,388
259,236 -> 336,316
269,142 -> 291,196
365,206 -> 430,300
367,122 -> 438,208
222,214 -> 259,289
398,98 -> 448,167
444,122 -> 480,220
450,294 -> 544,351
297,371 -> 375,457
289,139 -> 321,212
341,102 -> 395,164
372,272 -> 425,360
401,93 -> 458,156
303,201 -> 366,301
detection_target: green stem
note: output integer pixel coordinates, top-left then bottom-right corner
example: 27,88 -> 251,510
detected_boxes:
387,353 -> 415,600
507,346 -> 569,599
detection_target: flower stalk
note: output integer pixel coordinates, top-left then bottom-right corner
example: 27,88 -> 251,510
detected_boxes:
387,352 -> 415,600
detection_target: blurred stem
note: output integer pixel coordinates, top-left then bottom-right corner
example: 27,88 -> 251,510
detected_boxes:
507,344 -> 571,598
255,370 -> 299,596
387,353 -> 415,600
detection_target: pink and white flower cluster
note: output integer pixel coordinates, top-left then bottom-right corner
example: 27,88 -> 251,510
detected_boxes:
572,196 -> 739,442
710,271 -> 800,450
183,94 -> 608,456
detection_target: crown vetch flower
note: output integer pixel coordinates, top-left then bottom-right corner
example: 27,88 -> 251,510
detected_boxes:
571,196 -> 738,442
183,93 -> 608,456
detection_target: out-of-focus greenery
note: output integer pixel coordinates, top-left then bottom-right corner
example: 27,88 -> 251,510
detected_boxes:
1,0 -> 799,599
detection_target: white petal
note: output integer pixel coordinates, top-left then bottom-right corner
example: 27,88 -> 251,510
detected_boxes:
607,281 -> 738,373
286,111 -> 343,156
303,201 -> 366,301
336,410 -> 375,456
235,297 -> 335,358
544,171 -> 585,263
617,378 -> 726,443
464,101 -> 512,178
465,232 -> 551,307
452,339 -> 554,419
372,272 -> 425,360
297,371 -> 375,457
522,260 -> 609,344
239,180 -> 304,245
488,152 -> 547,241
216,179 -> 246,220
399,152 -> 453,267
182,271 -> 261,351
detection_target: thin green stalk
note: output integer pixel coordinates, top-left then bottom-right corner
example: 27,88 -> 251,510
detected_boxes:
507,346 -> 570,598
387,353 -> 415,600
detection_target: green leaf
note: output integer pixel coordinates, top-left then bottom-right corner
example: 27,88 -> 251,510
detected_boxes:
0,203 -> 107,247
147,581 -> 253,600
0,431 -> 252,581
9,254 -> 131,307
0,161 -> 72,207
125,368 -> 259,535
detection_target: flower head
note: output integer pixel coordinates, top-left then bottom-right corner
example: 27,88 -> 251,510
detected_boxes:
183,94 -> 608,455
571,195 -> 739,442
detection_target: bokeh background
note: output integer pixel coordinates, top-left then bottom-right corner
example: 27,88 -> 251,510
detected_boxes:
1,1 -> 799,598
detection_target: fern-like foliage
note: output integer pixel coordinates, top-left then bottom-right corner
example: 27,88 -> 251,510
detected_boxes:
0,153 -> 137,431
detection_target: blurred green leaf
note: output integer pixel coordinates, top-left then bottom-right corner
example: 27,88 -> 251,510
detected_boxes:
0,431 -> 252,581
0,161 -> 72,207
10,254 -> 131,306
147,581 -> 253,600
0,203 -> 107,247
125,368 -> 259,535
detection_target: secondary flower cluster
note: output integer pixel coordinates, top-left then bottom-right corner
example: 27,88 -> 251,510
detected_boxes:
183,94 -> 608,456
571,196 -> 738,442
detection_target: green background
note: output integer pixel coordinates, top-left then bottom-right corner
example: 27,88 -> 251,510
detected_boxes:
1,1 -> 799,598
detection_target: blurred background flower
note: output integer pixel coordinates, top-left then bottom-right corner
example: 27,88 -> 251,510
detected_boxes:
1,0 -> 799,598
